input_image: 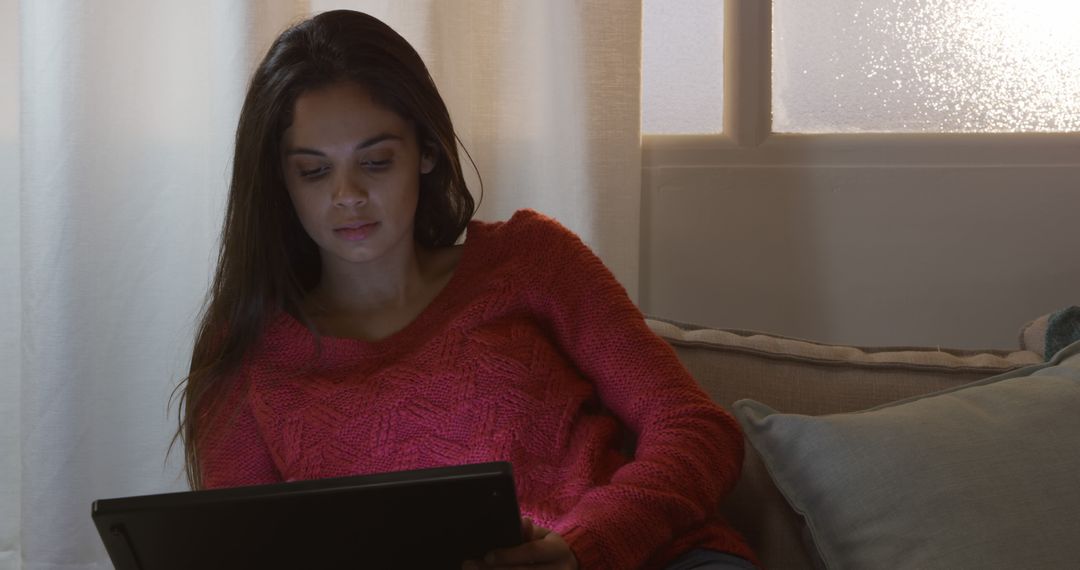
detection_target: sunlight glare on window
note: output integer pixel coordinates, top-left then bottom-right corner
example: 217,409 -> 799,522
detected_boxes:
773,0 -> 1080,133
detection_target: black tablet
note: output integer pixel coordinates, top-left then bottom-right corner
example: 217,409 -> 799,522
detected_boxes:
92,461 -> 522,570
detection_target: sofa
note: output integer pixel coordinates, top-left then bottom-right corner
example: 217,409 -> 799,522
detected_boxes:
646,312 -> 1080,569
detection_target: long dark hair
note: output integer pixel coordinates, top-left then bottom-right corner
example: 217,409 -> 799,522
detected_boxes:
175,10 -> 476,489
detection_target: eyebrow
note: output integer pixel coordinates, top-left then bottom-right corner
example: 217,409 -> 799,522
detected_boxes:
284,133 -> 403,157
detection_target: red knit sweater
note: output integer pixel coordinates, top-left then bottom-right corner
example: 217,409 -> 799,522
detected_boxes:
199,210 -> 754,569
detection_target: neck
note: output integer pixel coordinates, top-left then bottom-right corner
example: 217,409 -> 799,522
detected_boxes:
312,240 -> 427,316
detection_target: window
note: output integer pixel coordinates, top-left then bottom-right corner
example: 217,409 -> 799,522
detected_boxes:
774,0 -> 1080,133
639,0 -> 1080,351
642,0 -> 724,134
643,0 -> 1080,135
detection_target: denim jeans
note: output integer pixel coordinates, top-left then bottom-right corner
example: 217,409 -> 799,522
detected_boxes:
663,549 -> 758,570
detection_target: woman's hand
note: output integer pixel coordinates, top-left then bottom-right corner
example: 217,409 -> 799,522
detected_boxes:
462,518 -> 579,570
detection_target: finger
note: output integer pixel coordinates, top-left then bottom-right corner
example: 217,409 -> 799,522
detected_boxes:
520,517 -> 534,541
527,522 -> 551,541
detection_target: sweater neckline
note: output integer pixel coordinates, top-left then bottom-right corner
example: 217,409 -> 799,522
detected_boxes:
275,220 -> 484,355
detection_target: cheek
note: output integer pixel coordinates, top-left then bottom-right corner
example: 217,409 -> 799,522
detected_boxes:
395,176 -> 422,212
284,187 -> 304,215
370,170 -> 419,204
285,188 -> 320,229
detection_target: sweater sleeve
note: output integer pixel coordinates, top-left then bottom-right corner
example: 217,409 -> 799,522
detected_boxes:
197,373 -> 282,489
516,212 -> 745,569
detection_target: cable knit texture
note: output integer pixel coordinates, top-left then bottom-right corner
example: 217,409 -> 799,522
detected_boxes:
199,209 -> 754,569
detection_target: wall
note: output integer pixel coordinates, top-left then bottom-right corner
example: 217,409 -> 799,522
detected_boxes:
641,157 -> 1080,350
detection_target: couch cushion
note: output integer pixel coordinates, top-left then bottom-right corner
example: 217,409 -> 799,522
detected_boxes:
647,318 -> 1041,415
646,318 -> 1041,570
734,340 -> 1080,570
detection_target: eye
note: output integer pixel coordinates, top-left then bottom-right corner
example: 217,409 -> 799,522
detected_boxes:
362,159 -> 393,171
298,165 -> 330,179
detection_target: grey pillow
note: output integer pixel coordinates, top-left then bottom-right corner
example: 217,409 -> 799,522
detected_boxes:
733,341 -> 1080,570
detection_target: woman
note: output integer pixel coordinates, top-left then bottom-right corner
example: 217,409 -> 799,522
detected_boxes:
177,10 -> 756,570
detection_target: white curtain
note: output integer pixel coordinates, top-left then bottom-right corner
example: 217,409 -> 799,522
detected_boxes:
1,1 -> 641,568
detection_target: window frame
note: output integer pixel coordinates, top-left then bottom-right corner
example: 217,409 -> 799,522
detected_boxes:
642,0 -> 1080,168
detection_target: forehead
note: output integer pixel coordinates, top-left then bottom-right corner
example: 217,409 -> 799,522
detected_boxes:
283,82 -> 413,146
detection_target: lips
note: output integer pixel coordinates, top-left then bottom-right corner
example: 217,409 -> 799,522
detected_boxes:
333,221 -> 378,241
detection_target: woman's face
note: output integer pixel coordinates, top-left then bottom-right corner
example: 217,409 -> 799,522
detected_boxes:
280,82 -> 434,267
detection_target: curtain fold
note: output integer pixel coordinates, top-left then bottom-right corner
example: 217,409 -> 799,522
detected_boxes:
3,1 -> 641,567
1,0 -> 22,566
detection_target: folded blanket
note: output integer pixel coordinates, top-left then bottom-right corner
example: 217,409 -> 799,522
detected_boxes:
1046,306 -> 1080,360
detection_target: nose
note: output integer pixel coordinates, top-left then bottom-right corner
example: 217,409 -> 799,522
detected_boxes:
332,171 -> 368,208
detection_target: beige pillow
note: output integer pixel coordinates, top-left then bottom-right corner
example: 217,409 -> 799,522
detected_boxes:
734,341 -> 1080,570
